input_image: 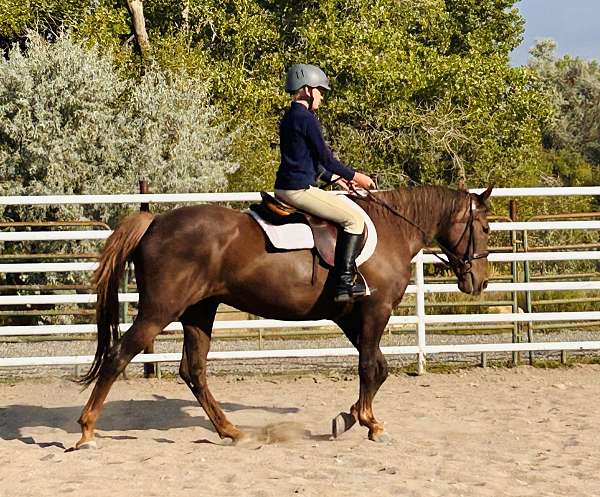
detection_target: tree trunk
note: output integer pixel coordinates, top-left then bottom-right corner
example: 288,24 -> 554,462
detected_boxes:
126,0 -> 151,63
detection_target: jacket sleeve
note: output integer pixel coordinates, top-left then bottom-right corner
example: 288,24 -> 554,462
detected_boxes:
319,166 -> 333,182
304,115 -> 355,181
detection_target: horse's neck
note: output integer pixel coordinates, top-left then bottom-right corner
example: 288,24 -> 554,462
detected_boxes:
371,187 -> 452,257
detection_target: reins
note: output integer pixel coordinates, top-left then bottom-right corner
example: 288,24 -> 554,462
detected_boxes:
348,185 -> 487,272
357,186 -> 431,239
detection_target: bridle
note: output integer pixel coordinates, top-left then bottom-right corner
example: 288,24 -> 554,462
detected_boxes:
434,197 -> 490,274
350,186 -> 489,274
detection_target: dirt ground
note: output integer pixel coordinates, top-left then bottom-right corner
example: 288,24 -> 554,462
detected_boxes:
1,365 -> 600,497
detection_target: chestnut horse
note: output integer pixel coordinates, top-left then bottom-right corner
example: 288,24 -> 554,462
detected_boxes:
73,185 -> 492,449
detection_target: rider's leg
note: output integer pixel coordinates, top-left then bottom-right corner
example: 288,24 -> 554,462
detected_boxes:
274,186 -> 364,234
333,230 -> 367,302
274,187 -> 366,301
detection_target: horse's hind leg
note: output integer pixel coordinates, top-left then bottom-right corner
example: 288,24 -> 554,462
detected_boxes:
74,317 -> 166,449
179,302 -> 244,442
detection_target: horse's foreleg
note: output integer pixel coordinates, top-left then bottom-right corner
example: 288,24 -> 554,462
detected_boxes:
334,307 -> 391,442
74,318 -> 165,449
352,346 -> 389,442
179,308 -> 244,442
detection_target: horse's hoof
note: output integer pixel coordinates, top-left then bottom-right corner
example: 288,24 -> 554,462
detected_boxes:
66,440 -> 98,452
78,441 -> 98,450
331,412 -> 356,439
232,432 -> 263,449
232,432 -> 252,445
369,432 -> 392,444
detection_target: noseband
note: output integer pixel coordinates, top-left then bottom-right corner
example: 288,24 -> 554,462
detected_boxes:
358,188 -> 488,274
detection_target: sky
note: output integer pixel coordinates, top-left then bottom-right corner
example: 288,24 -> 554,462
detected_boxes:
510,0 -> 600,66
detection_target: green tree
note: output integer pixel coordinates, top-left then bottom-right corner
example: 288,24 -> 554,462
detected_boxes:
529,39 -> 600,186
0,34 -> 238,224
134,0 -> 551,190
0,0 -> 554,191
283,0 -> 550,187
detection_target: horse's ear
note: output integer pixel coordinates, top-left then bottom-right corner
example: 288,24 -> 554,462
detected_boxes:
457,179 -> 467,191
478,185 -> 493,204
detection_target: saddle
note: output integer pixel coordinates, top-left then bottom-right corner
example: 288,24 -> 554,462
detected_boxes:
249,192 -> 365,268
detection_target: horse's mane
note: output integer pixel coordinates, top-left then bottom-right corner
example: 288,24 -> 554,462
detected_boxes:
355,185 -> 469,237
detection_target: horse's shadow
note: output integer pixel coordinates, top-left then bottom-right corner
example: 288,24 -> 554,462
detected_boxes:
0,395 -> 302,449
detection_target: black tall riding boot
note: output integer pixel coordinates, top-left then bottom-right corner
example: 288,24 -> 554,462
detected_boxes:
333,231 -> 367,303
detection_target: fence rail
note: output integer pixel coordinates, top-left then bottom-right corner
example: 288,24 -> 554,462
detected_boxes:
0,280 -> 598,307
0,186 -> 598,206
1,248 -> 599,274
1,187 -> 599,373
5,339 -> 600,368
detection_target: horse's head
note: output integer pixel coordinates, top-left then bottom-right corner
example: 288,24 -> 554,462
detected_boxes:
436,186 -> 493,296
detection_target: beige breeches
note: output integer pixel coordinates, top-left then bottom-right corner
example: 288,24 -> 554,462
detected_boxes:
274,186 -> 364,235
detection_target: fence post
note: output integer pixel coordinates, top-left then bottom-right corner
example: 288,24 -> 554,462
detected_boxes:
415,250 -> 427,375
119,265 -> 131,380
510,200 -> 520,366
139,179 -> 157,379
522,229 -> 534,365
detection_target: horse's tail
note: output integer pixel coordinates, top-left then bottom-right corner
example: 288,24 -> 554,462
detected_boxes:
79,211 -> 155,387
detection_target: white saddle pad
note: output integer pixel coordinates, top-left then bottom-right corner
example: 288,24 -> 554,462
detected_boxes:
247,196 -> 377,267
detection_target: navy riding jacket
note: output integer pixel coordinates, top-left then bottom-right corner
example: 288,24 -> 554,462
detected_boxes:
275,102 -> 355,190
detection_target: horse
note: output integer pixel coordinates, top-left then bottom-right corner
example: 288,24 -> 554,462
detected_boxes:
72,185 -> 493,449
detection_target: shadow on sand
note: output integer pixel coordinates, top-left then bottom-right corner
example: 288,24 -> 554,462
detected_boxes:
0,395 -> 304,449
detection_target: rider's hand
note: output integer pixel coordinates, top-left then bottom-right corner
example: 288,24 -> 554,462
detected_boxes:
352,172 -> 376,190
331,174 -> 351,191
338,180 -> 352,191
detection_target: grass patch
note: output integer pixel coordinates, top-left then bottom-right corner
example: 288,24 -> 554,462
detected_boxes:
531,359 -> 573,369
569,355 -> 600,366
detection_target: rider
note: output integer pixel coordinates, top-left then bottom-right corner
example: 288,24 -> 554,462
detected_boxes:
274,63 -> 376,303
